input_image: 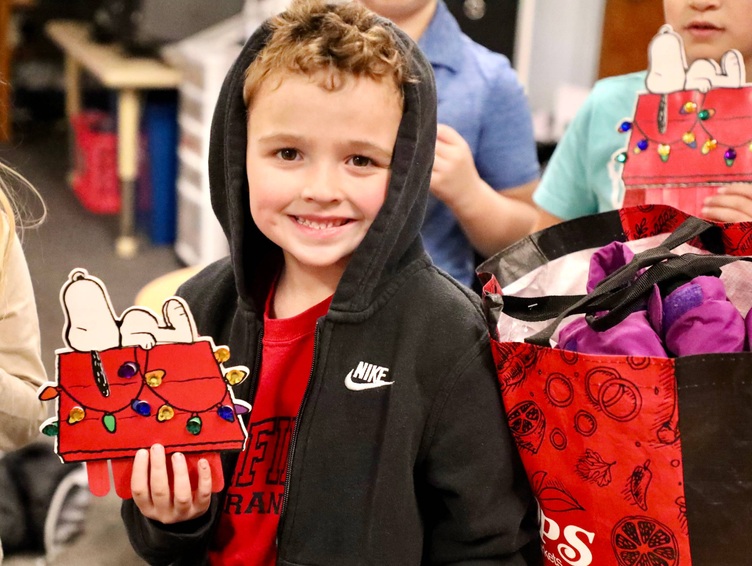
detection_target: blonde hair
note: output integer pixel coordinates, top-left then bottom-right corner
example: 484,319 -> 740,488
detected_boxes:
243,0 -> 413,106
0,162 -> 46,267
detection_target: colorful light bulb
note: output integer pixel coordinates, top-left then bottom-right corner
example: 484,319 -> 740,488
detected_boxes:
217,405 -> 235,422
682,131 -> 697,148
702,139 -> 718,154
187,416 -> 202,435
725,148 -> 737,167
657,144 -> 671,162
145,369 -> 165,387
118,361 -> 139,378
42,421 -> 59,437
131,399 -> 152,417
102,413 -> 117,433
234,403 -> 251,415
157,405 -> 175,422
68,406 -> 85,424
681,101 -> 697,114
214,347 -> 231,363
39,385 -> 60,401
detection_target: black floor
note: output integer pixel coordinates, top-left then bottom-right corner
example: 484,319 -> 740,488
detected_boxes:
2,119 -> 183,565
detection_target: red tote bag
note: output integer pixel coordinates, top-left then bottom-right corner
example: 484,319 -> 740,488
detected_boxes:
478,205 -> 752,566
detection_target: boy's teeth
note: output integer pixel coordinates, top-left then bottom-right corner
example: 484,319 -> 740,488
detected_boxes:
296,217 -> 346,229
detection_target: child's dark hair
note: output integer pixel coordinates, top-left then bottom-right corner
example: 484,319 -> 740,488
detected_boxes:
243,0 -> 412,106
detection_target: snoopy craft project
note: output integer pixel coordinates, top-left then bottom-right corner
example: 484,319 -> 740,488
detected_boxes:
618,25 -> 752,215
37,269 -> 251,498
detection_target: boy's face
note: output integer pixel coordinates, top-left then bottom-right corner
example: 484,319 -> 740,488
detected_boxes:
246,71 -> 402,279
664,0 -> 752,65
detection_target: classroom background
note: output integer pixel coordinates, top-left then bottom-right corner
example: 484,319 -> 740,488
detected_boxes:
0,1 -> 664,563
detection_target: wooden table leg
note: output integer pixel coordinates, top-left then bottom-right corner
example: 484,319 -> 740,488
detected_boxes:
64,55 -> 81,186
64,54 -> 81,118
115,88 -> 141,259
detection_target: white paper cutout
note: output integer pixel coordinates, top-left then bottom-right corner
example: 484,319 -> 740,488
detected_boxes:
646,24 -> 745,94
38,268 -> 252,498
60,269 -> 197,352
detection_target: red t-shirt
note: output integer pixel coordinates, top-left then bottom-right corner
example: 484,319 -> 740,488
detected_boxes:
209,291 -> 331,566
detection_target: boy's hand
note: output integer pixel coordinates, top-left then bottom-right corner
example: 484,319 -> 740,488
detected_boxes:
430,124 -> 483,206
702,184 -> 752,222
130,444 -> 213,524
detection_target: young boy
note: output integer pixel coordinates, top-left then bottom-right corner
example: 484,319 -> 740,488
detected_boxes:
121,1 -> 535,564
533,0 -> 752,229
358,0 -> 540,288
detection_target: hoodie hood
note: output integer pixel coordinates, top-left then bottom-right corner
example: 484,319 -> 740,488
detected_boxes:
208,11 -> 437,315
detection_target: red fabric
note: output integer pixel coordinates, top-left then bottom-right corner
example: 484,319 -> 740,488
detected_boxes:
493,341 -> 688,566
209,292 -> 331,566
618,204 -> 752,256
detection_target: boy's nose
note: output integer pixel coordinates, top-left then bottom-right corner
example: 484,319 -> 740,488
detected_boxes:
689,0 -> 720,10
301,165 -> 343,202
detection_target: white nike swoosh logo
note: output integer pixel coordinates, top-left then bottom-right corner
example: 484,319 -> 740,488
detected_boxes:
344,369 -> 394,391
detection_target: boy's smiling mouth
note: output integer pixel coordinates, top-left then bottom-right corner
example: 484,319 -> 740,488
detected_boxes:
293,216 -> 352,230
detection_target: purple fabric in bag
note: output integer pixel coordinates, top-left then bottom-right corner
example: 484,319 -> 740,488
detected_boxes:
648,275 -> 745,356
558,242 -> 668,356
745,308 -> 752,351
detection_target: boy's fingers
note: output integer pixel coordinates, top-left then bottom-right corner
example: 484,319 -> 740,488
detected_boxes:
702,205 -> 749,223
434,138 -> 450,159
148,444 -> 171,509
703,194 -> 752,222
195,458 -> 213,512
436,123 -> 460,142
171,452 -> 193,515
435,137 -> 460,158
717,183 -> 752,198
130,449 -> 152,508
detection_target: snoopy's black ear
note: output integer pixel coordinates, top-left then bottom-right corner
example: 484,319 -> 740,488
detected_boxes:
69,268 -> 89,282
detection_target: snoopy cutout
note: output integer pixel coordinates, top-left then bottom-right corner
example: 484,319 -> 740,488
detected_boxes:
646,24 -> 745,94
37,268 -> 252,500
60,269 -> 196,352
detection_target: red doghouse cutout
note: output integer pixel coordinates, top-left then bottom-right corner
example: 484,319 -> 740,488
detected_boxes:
39,269 -> 250,498
620,88 -> 752,213
618,25 -> 752,216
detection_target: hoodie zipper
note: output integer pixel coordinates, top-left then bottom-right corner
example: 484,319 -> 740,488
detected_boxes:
276,320 -> 321,549
247,329 -> 265,407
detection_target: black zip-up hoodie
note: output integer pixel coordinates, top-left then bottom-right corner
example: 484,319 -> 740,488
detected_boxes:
122,8 -> 535,565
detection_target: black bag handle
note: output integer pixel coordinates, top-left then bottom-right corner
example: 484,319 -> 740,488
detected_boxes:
499,217 -> 749,346
503,216 -> 717,320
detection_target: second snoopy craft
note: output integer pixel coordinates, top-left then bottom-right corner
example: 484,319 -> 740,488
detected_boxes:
38,269 -> 252,498
620,25 -> 752,213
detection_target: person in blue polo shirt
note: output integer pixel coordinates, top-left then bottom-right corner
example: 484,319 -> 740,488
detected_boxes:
360,0 -> 540,288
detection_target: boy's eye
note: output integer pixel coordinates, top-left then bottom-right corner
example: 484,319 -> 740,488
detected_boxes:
350,155 -> 373,167
277,148 -> 299,161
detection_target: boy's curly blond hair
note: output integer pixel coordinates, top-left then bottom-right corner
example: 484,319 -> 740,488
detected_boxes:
243,0 -> 412,106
